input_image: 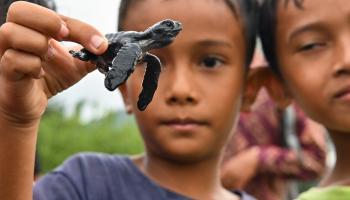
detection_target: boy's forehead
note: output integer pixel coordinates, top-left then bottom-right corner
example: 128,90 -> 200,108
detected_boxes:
276,0 -> 350,39
122,0 -> 246,62
124,0 -> 237,27
123,0 -> 242,33
277,0 -> 350,20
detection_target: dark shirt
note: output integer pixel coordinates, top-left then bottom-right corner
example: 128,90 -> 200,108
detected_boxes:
34,153 -> 255,200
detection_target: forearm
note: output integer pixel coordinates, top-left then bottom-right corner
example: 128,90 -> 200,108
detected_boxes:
258,145 -> 326,179
0,118 -> 40,200
258,107 -> 327,179
221,147 -> 260,189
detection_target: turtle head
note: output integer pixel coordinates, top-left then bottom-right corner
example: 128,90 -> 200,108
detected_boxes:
147,19 -> 182,49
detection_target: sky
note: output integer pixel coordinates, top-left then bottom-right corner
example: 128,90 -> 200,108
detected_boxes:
51,0 -> 123,121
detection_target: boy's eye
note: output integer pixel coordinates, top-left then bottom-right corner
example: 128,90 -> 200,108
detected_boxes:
298,42 -> 326,52
200,56 -> 224,68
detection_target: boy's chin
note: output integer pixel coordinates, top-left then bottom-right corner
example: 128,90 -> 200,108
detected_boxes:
318,118 -> 350,135
326,124 -> 350,135
156,145 -> 220,164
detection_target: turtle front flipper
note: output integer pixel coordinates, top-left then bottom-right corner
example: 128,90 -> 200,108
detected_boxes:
104,43 -> 142,91
137,53 -> 161,111
69,48 -> 97,61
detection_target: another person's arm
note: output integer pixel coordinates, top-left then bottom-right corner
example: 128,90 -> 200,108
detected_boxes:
222,95 -> 327,189
221,146 -> 260,189
258,105 -> 327,180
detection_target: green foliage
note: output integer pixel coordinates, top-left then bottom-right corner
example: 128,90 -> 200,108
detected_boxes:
37,103 -> 144,174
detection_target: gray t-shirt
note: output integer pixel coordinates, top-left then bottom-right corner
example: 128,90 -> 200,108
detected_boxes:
34,153 -> 256,200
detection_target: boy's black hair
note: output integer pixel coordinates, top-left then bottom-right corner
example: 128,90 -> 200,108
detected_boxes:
1,0 -> 56,24
117,0 -> 258,68
259,0 -> 303,75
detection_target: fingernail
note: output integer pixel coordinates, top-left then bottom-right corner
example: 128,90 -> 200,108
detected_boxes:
58,22 -> 69,39
90,35 -> 105,50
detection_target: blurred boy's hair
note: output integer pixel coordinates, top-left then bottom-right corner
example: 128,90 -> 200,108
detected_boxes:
259,0 -> 303,75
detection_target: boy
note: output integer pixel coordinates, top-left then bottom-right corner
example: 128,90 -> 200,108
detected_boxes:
0,0 -> 257,199
259,0 -> 350,199
222,49 -> 327,200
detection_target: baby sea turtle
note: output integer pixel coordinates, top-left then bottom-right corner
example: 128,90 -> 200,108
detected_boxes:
69,19 -> 182,111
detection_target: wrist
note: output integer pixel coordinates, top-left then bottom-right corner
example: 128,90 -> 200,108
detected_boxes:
0,104 -> 41,128
0,114 -> 40,137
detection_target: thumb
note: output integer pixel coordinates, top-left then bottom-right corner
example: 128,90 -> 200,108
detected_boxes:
265,77 -> 292,110
241,67 -> 267,112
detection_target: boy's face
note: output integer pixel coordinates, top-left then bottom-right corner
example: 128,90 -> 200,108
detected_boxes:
276,0 -> 350,132
120,0 -> 246,162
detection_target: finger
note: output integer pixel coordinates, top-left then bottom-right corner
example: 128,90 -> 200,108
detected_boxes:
0,49 -> 44,81
36,40 -> 96,98
43,40 -> 95,82
7,1 -> 108,54
241,83 -> 261,113
6,1 -> 67,40
241,68 -> 265,112
0,22 -> 48,57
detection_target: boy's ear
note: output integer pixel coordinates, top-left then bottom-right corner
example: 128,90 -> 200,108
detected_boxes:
118,84 -> 133,114
241,67 -> 292,112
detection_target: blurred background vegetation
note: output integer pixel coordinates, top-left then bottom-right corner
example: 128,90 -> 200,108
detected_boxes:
37,101 -> 318,195
37,102 -> 144,174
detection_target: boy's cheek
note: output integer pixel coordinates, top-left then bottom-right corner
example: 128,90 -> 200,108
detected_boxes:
284,80 -> 334,128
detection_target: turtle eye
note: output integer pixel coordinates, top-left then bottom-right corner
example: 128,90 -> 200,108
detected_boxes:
154,28 -> 164,34
164,21 -> 173,28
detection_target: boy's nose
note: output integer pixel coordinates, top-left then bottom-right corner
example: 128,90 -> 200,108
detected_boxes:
334,40 -> 350,76
165,67 -> 198,106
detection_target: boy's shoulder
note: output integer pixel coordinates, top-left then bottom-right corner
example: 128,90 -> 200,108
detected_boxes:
233,190 -> 257,200
56,152 -> 131,173
33,152 -> 191,200
296,186 -> 350,200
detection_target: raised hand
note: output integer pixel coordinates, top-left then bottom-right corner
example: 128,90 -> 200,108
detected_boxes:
0,2 -> 108,199
0,1 -> 108,126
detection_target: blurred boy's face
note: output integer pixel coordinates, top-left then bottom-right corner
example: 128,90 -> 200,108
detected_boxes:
120,0 -> 246,162
275,0 -> 350,132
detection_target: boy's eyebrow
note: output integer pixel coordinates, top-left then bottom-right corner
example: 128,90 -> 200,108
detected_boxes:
288,22 -> 327,42
194,40 -> 234,48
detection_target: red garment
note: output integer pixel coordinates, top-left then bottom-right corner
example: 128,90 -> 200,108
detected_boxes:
223,90 -> 327,200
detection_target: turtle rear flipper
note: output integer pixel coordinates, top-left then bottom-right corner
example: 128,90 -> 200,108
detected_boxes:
137,53 -> 161,111
104,43 -> 142,91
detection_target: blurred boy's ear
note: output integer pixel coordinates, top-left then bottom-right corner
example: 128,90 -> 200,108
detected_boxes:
241,67 -> 292,112
118,84 -> 133,114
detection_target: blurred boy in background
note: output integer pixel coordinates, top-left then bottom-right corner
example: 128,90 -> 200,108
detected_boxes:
221,48 -> 327,200
0,0 -> 258,199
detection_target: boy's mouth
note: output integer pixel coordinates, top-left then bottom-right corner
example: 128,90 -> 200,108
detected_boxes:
161,118 -> 209,131
334,86 -> 350,101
